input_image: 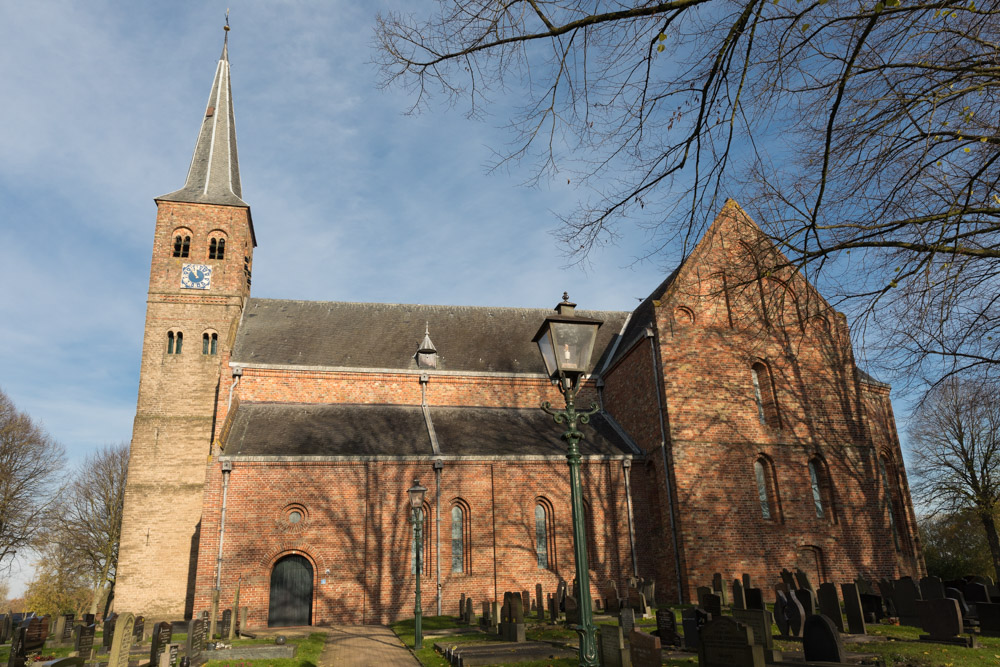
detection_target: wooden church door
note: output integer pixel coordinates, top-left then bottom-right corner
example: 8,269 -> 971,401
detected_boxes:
268,555 -> 313,627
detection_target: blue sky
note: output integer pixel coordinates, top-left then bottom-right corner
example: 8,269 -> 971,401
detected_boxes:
0,4 -> 674,590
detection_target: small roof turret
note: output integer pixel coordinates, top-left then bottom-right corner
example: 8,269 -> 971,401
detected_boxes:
158,26 -> 247,208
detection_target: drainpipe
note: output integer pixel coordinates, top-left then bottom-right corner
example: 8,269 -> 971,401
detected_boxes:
434,459 -> 444,617
647,327 -> 684,603
622,459 -> 638,577
215,460 -> 233,589
228,367 -> 242,410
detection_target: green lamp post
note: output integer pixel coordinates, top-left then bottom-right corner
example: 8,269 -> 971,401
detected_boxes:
533,293 -> 603,667
408,479 -> 428,649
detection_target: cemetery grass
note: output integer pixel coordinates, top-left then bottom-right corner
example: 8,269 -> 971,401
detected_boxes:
204,631 -> 326,667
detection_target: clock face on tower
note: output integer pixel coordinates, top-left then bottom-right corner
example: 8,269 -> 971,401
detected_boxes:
180,263 -> 212,290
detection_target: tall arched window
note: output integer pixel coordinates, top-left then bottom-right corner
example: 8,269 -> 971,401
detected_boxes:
174,331 -> 183,354
808,456 -> 837,523
451,505 -> 464,573
173,234 -> 191,258
751,362 -> 780,428
203,332 -> 218,355
167,331 -> 175,354
209,237 -> 226,260
167,331 -> 183,354
808,460 -> 825,518
535,503 -> 549,569
754,456 -> 781,521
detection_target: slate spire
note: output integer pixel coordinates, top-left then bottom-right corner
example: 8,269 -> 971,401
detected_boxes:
158,27 -> 247,207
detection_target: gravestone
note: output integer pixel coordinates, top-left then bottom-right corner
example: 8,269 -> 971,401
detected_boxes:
655,608 -> 680,647
978,602 -> 1000,637
82,615 -> 95,628
522,590 -> 531,616
102,615 -> 116,652
733,608 -> 780,664
780,569 -> 796,591
696,586 -> 712,608
840,583 -> 867,635
732,580 -> 746,610
742,573 -> 751,590
681,607 -> 709,651
60,615 -> 74,644
745,588 -> 765,611
547,594 -> 558,623
599,624 -> 630,667
712,573 -> 727,605
627,587 -> 648,617
877,579 -> 897,617
556,580 -> 567,611
106,612 -> 135,667
459,593 -> 466,618
499,592 -> 526,642
604,581 -> 620,613
965,582 -> 990,614
72,625 -> 95,659
794,568 -> 814,592
159,644 -> 179,667
184,619 -> 205,667
628,629 -> 661,667
860,592 -> 884,623
698,617 -> 763,667
794,588 -> 817,616
945,587 -> 972,618
639,579 -> 655,607
220,610 -> 232,638
565,594 -> 580,625
536,584 -> 543,619
920,575 -> 946,600
918,598 -> 976,647
893,577 -> 922,626
7,626 -> 26,667
230,580 -> 241,640
133,616 -> 145,645
464,598 -> 474,626
619,607 -> 635,637
803,614 -> 846,663
480,601 -> 491,631
51,617 -> 66,647
817,583 -> 844,632
775,590 -> 804,638
150,621 -> 173,667
774,592 -> 789,637
703,593 -> 722,620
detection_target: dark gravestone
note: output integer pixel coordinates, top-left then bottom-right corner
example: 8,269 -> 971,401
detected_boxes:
965,582 -> 990,614
696,586 -> 712,608
150,622 -> 173,667
629,629 -> 661,667
604,581 -> 620,614
698,617 -> 764,667
655,608 -> 680,646
893,578 -> 922,626
8,626 -> 26,667
780,569 -> 796,591
742,573 -> 751,590
918,598 -> 975,647
535,584 -> 543,620
0,613 -> 11,644
23,617 -> 45,652
681,607 -> 709,651
979,602 -> 1000,636
733,608 -> 780,664
38,659 -> 83,667
732,580 -> 746,610
920,575 -> 946,600
547,594 -> 558,623
745,588 -> 765,611
61,615 -> 74,643
132,616 -> 144,645
774,592 -> 790,637
185,619 -> 205,667
220,610 -> 232,638
619,607 -> 635,637
464,598 -> 474,626
459,593 -> 465,617
480,601 -> 491,631
83,615 -> 95,628
877,579 -> 897,617
817,583 -> 844,632
640,579 -> 655,607
102,616 -> 116,652
521,590 -> 531,615
775,590 -> 804,638
859,593 -> 884,623
712,573 -> 727,605
794,588 -> 817,616
840,583 -> 867,635
703,593 -> 722,621
73,625 -> 95,658
945,587 -> 972,618
556,581 -> 567,611
794,568 -> 814,593
565,595 -> 580,625
599,624 -> 629,667
803,614 -> 846,663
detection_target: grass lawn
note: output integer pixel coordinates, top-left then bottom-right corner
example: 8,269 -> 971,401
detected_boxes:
203,632 -> 326,667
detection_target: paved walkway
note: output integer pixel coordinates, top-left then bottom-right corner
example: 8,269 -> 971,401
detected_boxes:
318,625 -> 420,667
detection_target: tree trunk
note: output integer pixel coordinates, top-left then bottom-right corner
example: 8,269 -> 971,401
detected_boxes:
977,509 -> 1000,583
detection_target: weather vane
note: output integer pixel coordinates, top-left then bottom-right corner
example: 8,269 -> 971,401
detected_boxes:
224,8 -> 230,32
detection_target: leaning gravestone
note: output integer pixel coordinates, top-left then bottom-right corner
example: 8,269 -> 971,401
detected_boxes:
106,612 -> 135,667
794,588 -> 817,616
979,602 -> 1000,637
72,625 -> 95,660
698,616 -> 763,667
629,629 -> 661,667
918,598 -> 976,647
150,622 -> 173,667
599,624 -> 630,667
742,573 -> 752,589
655,608 -> 680,647
619,607 -> 635,637
841,583 -> 867,635
920,575 -> 946,600
185,619 -> 206,667
733,608 -> 781,664
803,614 -> 846,663
817,583 -> 845,632
775,590 -> 805,638
780,569 -> 796,591
732,580 -> 746,610
794,568 -> 814,592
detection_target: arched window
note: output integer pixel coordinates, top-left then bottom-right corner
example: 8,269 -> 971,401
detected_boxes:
754,456 -> 781,521
450,503 -> 472,573
751,362 -> 780,428
535,503 -> 551,569
808,456 -> 837,523
173,234 -> 191,258
209,237 -> 226,260
203,332 -> 218,355
167,331 -> 183,354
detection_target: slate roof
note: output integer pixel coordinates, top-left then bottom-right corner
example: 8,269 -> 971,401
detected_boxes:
158,40 -> 247,208
222,402 -> 633,457
231,299 -> 630,374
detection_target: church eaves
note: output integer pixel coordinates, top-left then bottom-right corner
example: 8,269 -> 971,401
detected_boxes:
157,37 -> 247,208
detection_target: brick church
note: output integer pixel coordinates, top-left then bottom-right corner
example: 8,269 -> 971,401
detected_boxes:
115,36 -> 924,627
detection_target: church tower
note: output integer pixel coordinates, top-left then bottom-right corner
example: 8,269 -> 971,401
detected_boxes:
116,31 -> 255,618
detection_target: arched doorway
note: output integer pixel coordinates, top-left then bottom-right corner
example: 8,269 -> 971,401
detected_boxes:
268,554 -> 313,627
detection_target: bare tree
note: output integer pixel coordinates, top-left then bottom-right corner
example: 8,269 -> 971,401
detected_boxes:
57,443 -> 128,615
909,378 -> 1000,580
0,388 -> 63,568
374,0 -> 999,382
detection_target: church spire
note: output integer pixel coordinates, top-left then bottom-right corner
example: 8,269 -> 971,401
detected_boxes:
158,22 -> 246,207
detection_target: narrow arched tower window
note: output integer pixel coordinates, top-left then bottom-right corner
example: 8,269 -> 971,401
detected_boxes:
754,460 -> 772,519
451,506 -> 464,573
751,362 -> 780,428
535,504 -> 549,569
167,331 -> 175,354
175,331 -> 183,354
808,460 -> 825,519
203,332 -> 219,355
209,238 -> 226,260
